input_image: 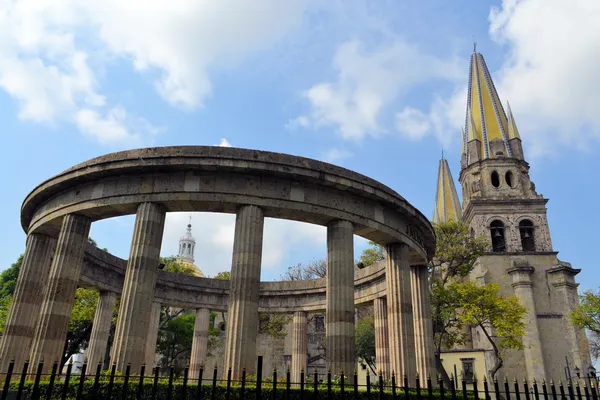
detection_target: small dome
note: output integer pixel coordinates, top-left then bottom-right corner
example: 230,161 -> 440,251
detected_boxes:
179,261 -> 205,278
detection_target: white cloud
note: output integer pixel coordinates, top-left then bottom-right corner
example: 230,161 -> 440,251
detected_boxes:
297,39 -> 462,141
285,116 -> 310,131
217,138 -> 232,147
161,212 -> 326,278
0,0 -> 311,144
487,0 -> 600,157
395,107 -> 431,141
321,148 -> 353,164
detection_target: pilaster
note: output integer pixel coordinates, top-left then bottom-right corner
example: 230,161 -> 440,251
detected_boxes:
0,233 -> 56,373
29,214 -> 91,373
224,205 -> 264,378
111,202 -> 166,373
326,220 -> 356,379
507,262 -> 546,381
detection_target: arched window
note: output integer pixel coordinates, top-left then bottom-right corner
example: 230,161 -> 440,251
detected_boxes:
490,220 -> 506,252
519,220 -> 535,251
491,171 -> 500,188
505,171 -> 514,187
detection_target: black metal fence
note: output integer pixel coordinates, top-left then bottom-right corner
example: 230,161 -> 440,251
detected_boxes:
1,356 -> 599,400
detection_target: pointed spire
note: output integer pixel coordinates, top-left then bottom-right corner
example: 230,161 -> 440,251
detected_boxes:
464,50 -> 512,163
506,101 -> 521,139
433,157 -> 462,224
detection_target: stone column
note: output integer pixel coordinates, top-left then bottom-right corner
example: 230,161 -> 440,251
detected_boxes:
0,234 -> 56,373
386,243 -> 416,379
144,302 -> 162,370
373,298 -> 390,380
224,205 -> 264,378
29,214 -> 91,372
291,311 -> 308,384
508,264 -> 546,382
111,202 -> 166,373
411,265 -> 435,378
85,291 -> 117,370
189,308 -> 210,378
325,220 -> 355,379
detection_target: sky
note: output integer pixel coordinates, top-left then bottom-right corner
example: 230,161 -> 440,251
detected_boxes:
1,0 -> 600,286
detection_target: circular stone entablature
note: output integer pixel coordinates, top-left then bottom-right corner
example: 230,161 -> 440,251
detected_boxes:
21,146 -> 435,263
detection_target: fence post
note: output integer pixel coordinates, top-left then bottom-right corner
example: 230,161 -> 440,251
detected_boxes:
416,373 -> 422,400
327,370 -> 332,399
16,360 -> 29,400
542,380 -> 549,400
583,383 -> 590,400
392,373 -> 397,400
106,363 -> 116,400
196,366 -> 203,400
286,367 -> 290,400
559,382 -> 566,400
210,366 -> 217,400
354,370 -> 358,400
46,362 -> 58,400
525,379 -> 531,400
76,361 -> 87,400
440,375 -> 445,400
379,374 -> 384,399
462,377 -> 468,400
567,381 -> 575,400
591,380 -> 598,400
483,376 -> 489,400
341,371 -> 345,398
404,375 -> 409,400
257,356 -> 263,400
533,379 -> 541,400
32,361 -> 44,400
575,382 -> 582,400
494,378 -> 501,400
550,380 -> 557,400
473,377 -> 479,400
182,366 -> 189,400
0,360 -> 15,400
226,368 -> 232,400
61,361 -> 73,400
151,366 -> 160,400
272,368 -> 277,400
366,370 -> 371,400
167,366 -> 175,400
123,363 -> 131,400
241,368 -> 246,400
92,361 -> 101,400
450,374 -> 457,400
504,378 -> 511,400
137,364 -> 146,400
428,375 -> 433,400
300,369 -> 304,400
313,368 -> 318,397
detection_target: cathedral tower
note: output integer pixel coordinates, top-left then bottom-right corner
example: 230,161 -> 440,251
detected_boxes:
440,49 -> 590,382
178,217 -> 196,264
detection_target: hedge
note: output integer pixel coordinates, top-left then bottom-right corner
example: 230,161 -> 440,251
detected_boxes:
6,380 -> 461,400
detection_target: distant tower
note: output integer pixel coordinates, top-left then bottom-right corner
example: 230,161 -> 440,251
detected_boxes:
433,155 -> 462,224
178,216 -> 196,264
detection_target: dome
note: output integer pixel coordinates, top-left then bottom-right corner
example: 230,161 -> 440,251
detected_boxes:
179,260 -> 205,278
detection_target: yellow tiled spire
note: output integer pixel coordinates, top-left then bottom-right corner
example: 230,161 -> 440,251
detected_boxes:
506,101 -> 521,139
433,156 -> 462,224
464,51 -> 513,160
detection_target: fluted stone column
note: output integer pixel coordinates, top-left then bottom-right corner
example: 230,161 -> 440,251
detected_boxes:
111,202 -> 166,373
29,214 -> 91,372
373,298 -> 390,380
411,265 -> 435,378
326,220 -> 355,379
190,308 -> 210,378
386,243 -> 416,379
144,302 -> 162,370
224,205 -> 264,378
86,291 -> 117,370
508,265 -> 546,382
0,234 -> 56,373
291,311 -> 308,384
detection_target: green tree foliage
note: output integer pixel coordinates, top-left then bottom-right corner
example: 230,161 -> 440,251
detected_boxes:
157,313 -> 196,368
0,254 -> 22,298
358,241 -> 386,267
355,316 -> 376,373
571,290 -> 600,359
454,281 -> 526,379
63,288 -> 100,367
160,256 -> 197,276
429,221 -> 488,378
213,271 -> 230,280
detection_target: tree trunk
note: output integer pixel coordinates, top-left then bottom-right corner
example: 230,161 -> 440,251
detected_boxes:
435,352 -> 453,387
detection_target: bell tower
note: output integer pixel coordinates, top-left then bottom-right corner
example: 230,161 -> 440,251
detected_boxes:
452,50 -> 590,383
177,216 -> 196,264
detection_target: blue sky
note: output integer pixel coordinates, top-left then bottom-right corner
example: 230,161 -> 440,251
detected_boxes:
1,0 -> 600,287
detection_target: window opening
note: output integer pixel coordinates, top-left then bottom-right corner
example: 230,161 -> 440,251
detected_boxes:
519,219 -> 535,251
491,171 -> 500,188
490,220 -> 506,252
505,171 -> 514,187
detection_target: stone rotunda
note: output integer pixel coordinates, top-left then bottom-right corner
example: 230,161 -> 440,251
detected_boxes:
0,146 -> 436,383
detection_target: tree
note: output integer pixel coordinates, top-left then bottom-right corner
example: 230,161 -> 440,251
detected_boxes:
280,259 -> 326,280
570,290 -> 600,359
63,288 -> 99,367
358,242 -> 386,267
454,281 -> 526,379
355,316 -> 376,373
213,271 -> 230,280
157,313 -> 195,368
429,221 -> 488,379
160,256 -> 197,276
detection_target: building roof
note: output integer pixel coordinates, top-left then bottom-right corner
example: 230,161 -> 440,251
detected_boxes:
432,157 -> 462,224
463,51 -> 519,162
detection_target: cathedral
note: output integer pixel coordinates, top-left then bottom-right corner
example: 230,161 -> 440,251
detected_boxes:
434,49 -> 592,383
